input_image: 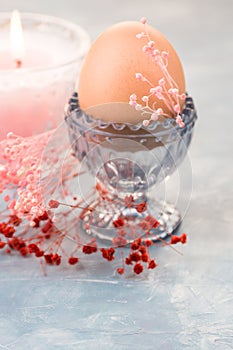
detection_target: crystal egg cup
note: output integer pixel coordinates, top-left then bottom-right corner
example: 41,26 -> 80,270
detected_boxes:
65,93 -> 197,245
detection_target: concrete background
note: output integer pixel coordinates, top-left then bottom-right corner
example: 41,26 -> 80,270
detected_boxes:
0,1 -> 233,349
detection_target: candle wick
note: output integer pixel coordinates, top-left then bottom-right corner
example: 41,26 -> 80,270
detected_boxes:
16,60 -> 22,69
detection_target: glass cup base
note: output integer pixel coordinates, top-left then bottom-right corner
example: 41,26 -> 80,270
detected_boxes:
78,197 -> 181,246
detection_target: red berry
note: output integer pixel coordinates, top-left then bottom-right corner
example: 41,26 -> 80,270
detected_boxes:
28,243 -> 40,254
130,238 -> 142,251
101,247 -> 115,261
3,225 -> 15,238
148,259 -> 157,269
117,268 -> 124,275
48,199 -> 60,208
39,212 -> 49,221
44,253 -> 53,264
113,218 -> 125,228
141,253 -> 149,262
33,217 -> 40,228
82,244 -> 97,255
20,247 -> 28,256
134,263 -> 144,274
35,250 -> 44,257
144,215 -> 159,229
68,257 -> 79,265
0,242 -> 6,249
52,253 -> 61,266
0,222 -> 7,233
125,257 -> 132,265
145,239 -> 152,247
136,202 -> 147,213
8,215 -> 22,226
180,233 -> 187,244
170,235 -> 181,244
138,245 -> 146,254
130,252 -> 141,262
41,220 -> 53,234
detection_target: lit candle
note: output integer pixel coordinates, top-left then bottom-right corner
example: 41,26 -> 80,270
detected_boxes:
0,11 -> 90,139
10,10 -> 25,68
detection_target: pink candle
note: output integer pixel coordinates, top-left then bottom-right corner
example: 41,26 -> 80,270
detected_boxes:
0,50 -> 52,70
0,11 -> 90,140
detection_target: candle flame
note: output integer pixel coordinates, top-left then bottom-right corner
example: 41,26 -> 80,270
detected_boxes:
10,10 -> 25,66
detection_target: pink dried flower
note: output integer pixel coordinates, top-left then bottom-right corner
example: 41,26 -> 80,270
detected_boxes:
142,120 -> 149,127
176,115 -> 185,128
129,93 -> 137,106
142,95 -> 149,102
136,32 -> 144,39
129,18 -> 185,128
136,73 -> 143,80
140,17 -> 147,25
161,51 -> 169,59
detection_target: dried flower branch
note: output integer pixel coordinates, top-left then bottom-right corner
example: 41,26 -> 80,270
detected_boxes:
0,131 -> 188,276
129,17 -> 186,127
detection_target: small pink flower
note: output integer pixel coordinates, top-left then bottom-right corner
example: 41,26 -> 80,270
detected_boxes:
153,49 -> 160,56
129,100 -> 137,107
142,45 -> 149,54
129,93 -> 137,101
156,108 -> 163,115
156,92 -> 163,100
142,95 -> 149,102
135,73 -> 143,80
150,87 -> 157,94
6,132 -> 14,139
148,40 -> 155,48
174,104 -> 180,114
142,119 -> 149,127
140,17 -> 147,25
159,78 -> 165,86
176,116 -> 185,128
129,93 -> 137,106
150,86 -> 162,94
136,32 -> 144,39
168,88 -> 178,96
181,93 -> 186,100
135,104 -> 142,111
161,51 -> 169,59
151,113 -> 158,121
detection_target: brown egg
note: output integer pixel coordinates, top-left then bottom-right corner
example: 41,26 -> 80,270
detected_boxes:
78,21 -> 185,124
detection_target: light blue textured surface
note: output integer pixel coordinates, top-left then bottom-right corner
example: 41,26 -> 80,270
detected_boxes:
0,0 -> 233,349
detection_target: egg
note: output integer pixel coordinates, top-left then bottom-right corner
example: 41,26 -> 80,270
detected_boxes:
77,20 -> 185,124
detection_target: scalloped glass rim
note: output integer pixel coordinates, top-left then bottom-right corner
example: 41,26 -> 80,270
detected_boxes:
66,93 -> 197,138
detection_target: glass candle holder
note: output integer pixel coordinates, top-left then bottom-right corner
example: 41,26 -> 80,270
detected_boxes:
66,93 -> 197,244
0,12 -> 90,139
